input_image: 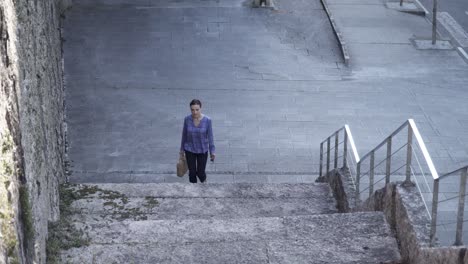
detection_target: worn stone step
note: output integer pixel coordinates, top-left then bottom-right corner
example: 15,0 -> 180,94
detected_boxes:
73,212 -> 392,244
70,197 -> 337,221
67,182 -> 337,220
73,0 -> 247,8
61,212 -> 401,263
69,172 -> 318,184
70,182 -> 332,199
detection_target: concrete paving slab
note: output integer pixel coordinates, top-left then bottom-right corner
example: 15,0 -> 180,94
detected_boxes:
64,0 -> 468,186
411,39 -> 454,50
341,27 -> 414,44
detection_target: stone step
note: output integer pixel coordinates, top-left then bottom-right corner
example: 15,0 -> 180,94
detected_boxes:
67,183 -> 337,220
61,212 -> 401,263
73,0 -> 247,8
71,182 -> 330,198
69,172 -> 318,184
70,197 -> 337,221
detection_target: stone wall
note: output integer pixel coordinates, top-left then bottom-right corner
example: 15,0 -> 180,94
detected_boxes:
361,183 -> 468,264
0,0 -> 69,262
316,168 -> 356,212
319,169 -> 468,264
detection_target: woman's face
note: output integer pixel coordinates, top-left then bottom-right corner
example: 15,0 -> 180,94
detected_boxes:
190,104 -> 202,118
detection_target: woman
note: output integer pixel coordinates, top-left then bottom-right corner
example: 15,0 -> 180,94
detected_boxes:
180,99 -> 216,183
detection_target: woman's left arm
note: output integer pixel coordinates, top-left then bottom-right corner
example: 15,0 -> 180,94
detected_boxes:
208,118 -> 215,156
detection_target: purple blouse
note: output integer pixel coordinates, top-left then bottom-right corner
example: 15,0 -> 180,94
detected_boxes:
180,115 -> 215,154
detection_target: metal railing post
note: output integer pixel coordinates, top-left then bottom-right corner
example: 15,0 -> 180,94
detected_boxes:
430,179 -> 439,247
454,167 -> 468,246
405,124 -> 413,185
343,130 -> 348,168
334,131 -> 339,169
319,142 -> 324,178
356,162 -> 361,205
386,137 -> 392,184
326,137 -> 331,176
369,151 -> 375,196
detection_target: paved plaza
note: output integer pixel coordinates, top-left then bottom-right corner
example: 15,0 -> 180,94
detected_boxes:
64,0 -> 468,184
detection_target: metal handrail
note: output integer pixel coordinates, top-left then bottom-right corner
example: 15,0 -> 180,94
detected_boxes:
359,144 -> 408,178
356,119 -> 438,200
409,119 -> 439,180
438,165 -> 468,180
345,125 -> 360,163
319,125 -> 360,178
319,119 -> 468,247
358,120 -> 438,180
359,121 -> 409,161
430,165 -> 468,246
437,192 -> 468,204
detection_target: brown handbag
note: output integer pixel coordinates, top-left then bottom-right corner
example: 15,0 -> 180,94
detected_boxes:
176,153 -> 188,177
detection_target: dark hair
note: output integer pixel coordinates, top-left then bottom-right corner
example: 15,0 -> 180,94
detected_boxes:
190,99 -> 202,108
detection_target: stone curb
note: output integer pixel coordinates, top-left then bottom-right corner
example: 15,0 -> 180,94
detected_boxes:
385,1 -> 427,16
412,0 -> 429,15
320,0 -> 350,66
436,18 -> 468,64
457,47 -> 468,63
417,7 -> 468,64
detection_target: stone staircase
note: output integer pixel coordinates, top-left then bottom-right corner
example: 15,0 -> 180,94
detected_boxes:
59,182 -> 402,263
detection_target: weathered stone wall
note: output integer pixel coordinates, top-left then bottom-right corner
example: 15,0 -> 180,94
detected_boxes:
319,169 -> 468,264
0,0 -> 69,262
316,168 -> 356,212
361,183 -> 468,264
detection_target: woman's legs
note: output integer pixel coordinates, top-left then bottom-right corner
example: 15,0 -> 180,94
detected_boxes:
196,152 -> 208,183
185,151 -> 198,183
185,151 -> 208,183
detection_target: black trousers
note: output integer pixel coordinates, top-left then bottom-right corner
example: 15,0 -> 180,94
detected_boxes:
185,151 -> 208,183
